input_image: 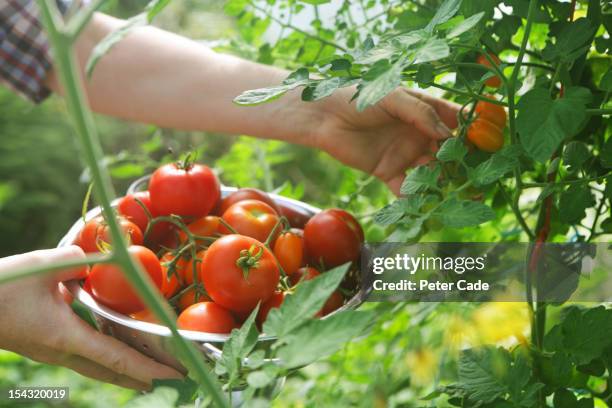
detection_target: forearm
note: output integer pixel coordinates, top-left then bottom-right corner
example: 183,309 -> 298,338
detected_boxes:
45,13 -> 325,146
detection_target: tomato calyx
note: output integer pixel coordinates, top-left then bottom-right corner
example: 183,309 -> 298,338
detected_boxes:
235,244 -> 264,279
175,152 -> 197,171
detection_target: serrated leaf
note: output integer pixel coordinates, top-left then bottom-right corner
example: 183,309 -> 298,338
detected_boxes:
374,196 -> 428,225
414,38 -> 450,64
458,347 -> 510,403
435,198 -> 495,228
276,311 -> 374,368
425,0 -> 462,32
559,184 -> 594,224
356,59 -> 404,111
303,77 -> 356,101
562,141 -> 590,172
447,12 -> 484,38
556,306 -> 612,365
221,305 -> 260,381
471,146 -> 520,186
437,138 -> 468,162
246,370 -> 274,389
235,69 -> 310,105
263,264 -> 349,338
541,18 -> 596,63
386,217 -> 425,241
517,87 -> 592,162
400,165 -> 441,194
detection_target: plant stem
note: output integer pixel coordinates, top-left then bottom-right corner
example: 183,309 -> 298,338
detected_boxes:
37,2 -> 228,406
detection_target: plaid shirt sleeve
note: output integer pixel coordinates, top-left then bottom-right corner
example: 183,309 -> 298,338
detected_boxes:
0,0 -> 69,103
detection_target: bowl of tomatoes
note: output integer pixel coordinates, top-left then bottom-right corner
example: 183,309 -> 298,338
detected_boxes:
58,161 -> 369,380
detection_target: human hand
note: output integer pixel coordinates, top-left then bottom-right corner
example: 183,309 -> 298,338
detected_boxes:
311,88 -> 460,194
0,246 -> 183,390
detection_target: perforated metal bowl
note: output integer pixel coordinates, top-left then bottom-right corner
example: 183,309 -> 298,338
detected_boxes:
57,176 -> 369,383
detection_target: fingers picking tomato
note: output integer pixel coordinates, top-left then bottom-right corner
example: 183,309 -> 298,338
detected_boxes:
201,234 -> 279,313
273,230 -> 304,276
149,163 -> 220,219
77,216 -> 144,253
221,199 -> 280,243
220,188 -> 279,214
177,302 -> 236,334
304,209 -> 363,268
89,245 -> 163,314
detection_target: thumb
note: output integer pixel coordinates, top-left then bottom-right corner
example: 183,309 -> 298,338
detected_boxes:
42,246 -> 89,283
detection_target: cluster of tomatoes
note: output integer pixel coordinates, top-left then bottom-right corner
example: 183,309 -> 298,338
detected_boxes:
73,161 -> 363,334
466,54 -> 507,153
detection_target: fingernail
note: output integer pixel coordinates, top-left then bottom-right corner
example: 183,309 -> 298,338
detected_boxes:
436,122 -> 452,138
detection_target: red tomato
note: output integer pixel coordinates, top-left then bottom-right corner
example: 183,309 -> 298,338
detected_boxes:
321,290 -> 344,316
177,287 -> 211,311
477,54 -> 502,88
201,234 -> 280,313
273,229 -> 304,276
474,97 -> 507,129
303,209 -> 363,268
89,245 -> 163,314
467,118 -> 504,153
117,191 -> 152,233
257,291 -> 285,326
180,249 -> 206,286
82,277 -> 93,295
177,302 -> 236,334
277,201 -> 312,228
288,266 -> 320,286
178,216 -> 221,245
77,216 -> 144,253
221,200 -> 280,243
149,163 -> 220,219
219,188 -> 279,214
159,252 -> 183,298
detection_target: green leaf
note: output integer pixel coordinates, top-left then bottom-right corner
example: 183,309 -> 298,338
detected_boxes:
434,198 -> 495,228
553,388 -> 577,408
557,306 -> 612,365
415,63 -> 435,84
263,263 -> 349,338
458,347 -> 510,403
558,184 -> 594,224
599,69 -> 612,92
276,311 -> 374,368
425,0 -> 462,32
374,195 -> 431,226
151,378 -> 198,406
302,77 -> 356,101
221,305 -> 260,381
387,217 -> 425,241
356,59 -> 404,111
562,142 -> 590,173
517,87 -> 592,162
299,0 -> 331,4
471,146 -> 521,186
446,12 -> 484,38
437,138 -> 468,162
542,18 -> 597,63
234,69 -> 311,105
400,165 -> 441,194
414,38 -> 450,64
246,370 -> 274,389
125,386 -> 179,408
